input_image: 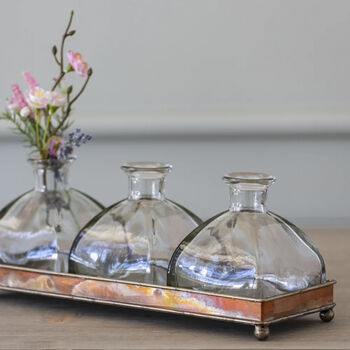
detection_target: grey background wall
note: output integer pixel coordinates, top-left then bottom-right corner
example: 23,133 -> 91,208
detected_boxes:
0,0 -> 350,225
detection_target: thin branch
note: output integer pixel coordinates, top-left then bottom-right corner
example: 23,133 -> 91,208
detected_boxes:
60,11 -> 74,74
70,73 -> 91,105
51,11 -> 74,91
52,72 -> 91,134
53,54 -> 60,66
52,73 -> 65,91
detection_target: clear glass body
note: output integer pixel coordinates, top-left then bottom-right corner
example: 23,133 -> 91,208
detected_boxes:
0,156 -> 104,272
69,161 -> 202,285
168,172 -> 326,298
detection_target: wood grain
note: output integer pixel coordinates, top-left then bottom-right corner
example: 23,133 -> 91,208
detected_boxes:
0,228 -> 349,349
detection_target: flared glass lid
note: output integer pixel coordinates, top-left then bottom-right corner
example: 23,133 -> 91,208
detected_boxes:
223,172 -> 275,185
121,161 -> 172,178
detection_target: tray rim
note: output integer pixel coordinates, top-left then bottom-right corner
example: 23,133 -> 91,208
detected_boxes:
0,264 -> 336,341
0,283 -> 336,326
0,263 -> 336,303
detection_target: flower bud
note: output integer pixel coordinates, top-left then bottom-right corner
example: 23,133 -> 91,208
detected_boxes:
66,64 -> 74,73
49,105 -> 59,114
87,68 -> 93,76
68,30 -> 76,36
20,106 -> 31,118
52,46 -> 57,55
67,85 -> 73,94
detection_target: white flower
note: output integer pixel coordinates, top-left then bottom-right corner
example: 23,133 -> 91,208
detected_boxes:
20,106 -> 31,118
27,87 -> 51,109
50,91 -> 67,107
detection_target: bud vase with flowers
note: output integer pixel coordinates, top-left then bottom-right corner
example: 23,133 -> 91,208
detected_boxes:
0,11 -> 104,272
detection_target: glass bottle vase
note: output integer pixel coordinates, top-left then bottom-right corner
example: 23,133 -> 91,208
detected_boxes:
0,156 -> 104,272
168,172 -> 326,298
69,161 -> 202,285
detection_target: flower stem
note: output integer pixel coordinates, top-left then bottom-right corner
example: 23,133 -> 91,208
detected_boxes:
43,113 -> 52,152
35,110 -> 42,157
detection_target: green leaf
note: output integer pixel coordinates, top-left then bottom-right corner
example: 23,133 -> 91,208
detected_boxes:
1,110 -> 38,150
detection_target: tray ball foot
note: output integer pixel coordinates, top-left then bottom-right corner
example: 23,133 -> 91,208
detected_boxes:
320,308 -> 334,322
254,325 -> 270,340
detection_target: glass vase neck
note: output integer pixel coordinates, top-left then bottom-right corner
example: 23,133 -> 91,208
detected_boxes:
223,172 -> 276,213
29,156 -> 75,192
121,161 -> 172,200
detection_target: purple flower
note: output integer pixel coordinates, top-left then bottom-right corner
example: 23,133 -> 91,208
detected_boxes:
57,128 -> 92,161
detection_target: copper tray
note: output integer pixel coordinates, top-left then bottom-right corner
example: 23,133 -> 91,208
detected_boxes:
0,264 -> 335,340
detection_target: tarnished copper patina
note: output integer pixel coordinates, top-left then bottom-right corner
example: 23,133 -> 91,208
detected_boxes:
0,264 -> 335,340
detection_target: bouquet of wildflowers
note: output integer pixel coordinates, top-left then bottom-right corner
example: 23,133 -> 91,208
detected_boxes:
1,11 -> 92,161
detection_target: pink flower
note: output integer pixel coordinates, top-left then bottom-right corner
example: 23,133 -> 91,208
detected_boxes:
47,136 -> 64,158
27,87 -> 51,109
8,84 -> 29,112
22,72 -> 39,91
50,91 -> 67,107
7,95 -> 19,112
67,50 -> 88,77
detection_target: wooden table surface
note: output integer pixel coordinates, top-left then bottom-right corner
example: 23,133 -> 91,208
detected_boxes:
0,228 -> 349,350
